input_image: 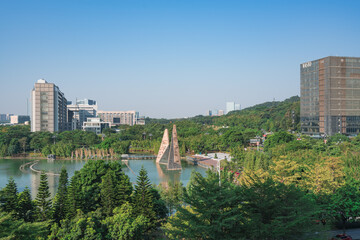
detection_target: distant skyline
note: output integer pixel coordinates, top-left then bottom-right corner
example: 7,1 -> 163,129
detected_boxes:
1,0 -> 360,118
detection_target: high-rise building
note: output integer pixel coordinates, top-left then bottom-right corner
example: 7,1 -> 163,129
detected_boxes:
301,56 -> 360,136
67,98 -> 98,130
0,114 -> 14,123
226,102 -> 235,113
97,110 -> 141,126
235,103 -> 241,111
0,114 -> 6,122
31,79 -> 68,132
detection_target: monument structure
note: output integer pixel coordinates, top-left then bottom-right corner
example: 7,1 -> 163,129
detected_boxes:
156,125 -> 182,170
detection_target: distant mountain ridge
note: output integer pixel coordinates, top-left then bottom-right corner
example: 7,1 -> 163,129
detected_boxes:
228,96 -> 300,114
146,96 -> 300,132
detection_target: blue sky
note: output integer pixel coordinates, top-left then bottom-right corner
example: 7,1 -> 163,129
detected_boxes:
1,0 -> 359,118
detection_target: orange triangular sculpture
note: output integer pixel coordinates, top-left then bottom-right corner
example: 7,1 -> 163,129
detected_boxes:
156,129 -> 169,164
156,125 -> 182,170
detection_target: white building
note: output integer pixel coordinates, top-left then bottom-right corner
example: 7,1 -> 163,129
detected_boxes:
226,102 -> 235,113
67,99 -> 98,130
82,117 -> 110,135
226,102 -> 241,114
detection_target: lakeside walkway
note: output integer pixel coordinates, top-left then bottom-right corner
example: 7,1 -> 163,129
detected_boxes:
19,160 -> 60,176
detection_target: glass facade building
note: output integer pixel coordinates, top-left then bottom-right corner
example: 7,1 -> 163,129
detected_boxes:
301,56 -> 360,136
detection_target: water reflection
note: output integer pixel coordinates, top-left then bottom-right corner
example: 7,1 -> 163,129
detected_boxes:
0,158 -> 206,199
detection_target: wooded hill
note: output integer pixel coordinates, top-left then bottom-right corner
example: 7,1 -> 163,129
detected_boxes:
146,95 -> 300,132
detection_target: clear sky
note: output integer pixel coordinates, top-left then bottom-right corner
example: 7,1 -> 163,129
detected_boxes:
1,0 -> 359,118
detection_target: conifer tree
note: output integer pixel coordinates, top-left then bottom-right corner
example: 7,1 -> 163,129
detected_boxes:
65,176 -> 79,219
100,167 -> 133,216
17,187 -> 34,222
133,166 -> 156,227
150,188 -> 168,222
0,177 -> 18,213
100,171 -> 117,216
35,171 -> 51,221
164,170 -> 245,239
52,167 -> 68,222
240,177 -> 319,239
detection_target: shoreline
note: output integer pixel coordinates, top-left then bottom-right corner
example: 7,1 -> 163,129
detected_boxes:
2,154 -> 157,161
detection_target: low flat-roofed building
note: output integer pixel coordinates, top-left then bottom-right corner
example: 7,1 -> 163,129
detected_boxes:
97,110 -> 141,126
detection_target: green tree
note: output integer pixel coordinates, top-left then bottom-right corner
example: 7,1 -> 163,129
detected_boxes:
42,145 -> 52,157
103,202 -> 149,240
164,171 -> 245,240
240,177 -> 319,240
65,176 -> 81,219
264,131 -> 294,150
150,188 -> 168,224
35,171 -> 52,221
48,210 -> 104,240
159,181 -> 183,216
18,137 -> 28,154
100,171 -> 118,216
7,138 -> 20,155
30,131 -> 53,152
0,144 -> 8,156
329,133 -> 349,144
17,187 -> 35,222
0,177 -> 18,214
0,212 -> 49,240
64,160 -> 132,217
52,167 -> 68,222
133,166 -> 156,229
329,182 -> 360,234
100,162 -> 133,217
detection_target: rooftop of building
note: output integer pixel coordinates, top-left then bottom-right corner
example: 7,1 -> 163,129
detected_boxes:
301,56 -> 360,64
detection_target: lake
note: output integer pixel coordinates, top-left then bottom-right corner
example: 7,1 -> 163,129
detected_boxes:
0,157 -> 207,199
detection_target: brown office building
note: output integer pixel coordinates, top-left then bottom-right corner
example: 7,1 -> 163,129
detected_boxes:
301,56 -> 360,136
31,79 -> 68,132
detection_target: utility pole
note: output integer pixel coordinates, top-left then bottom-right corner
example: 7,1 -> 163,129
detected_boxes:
217,159 -> 221,187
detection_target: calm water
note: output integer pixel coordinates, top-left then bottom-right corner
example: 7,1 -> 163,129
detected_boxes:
0,158 -> 207,199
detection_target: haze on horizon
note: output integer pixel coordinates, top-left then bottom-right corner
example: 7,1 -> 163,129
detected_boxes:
0,0 -> 359,119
